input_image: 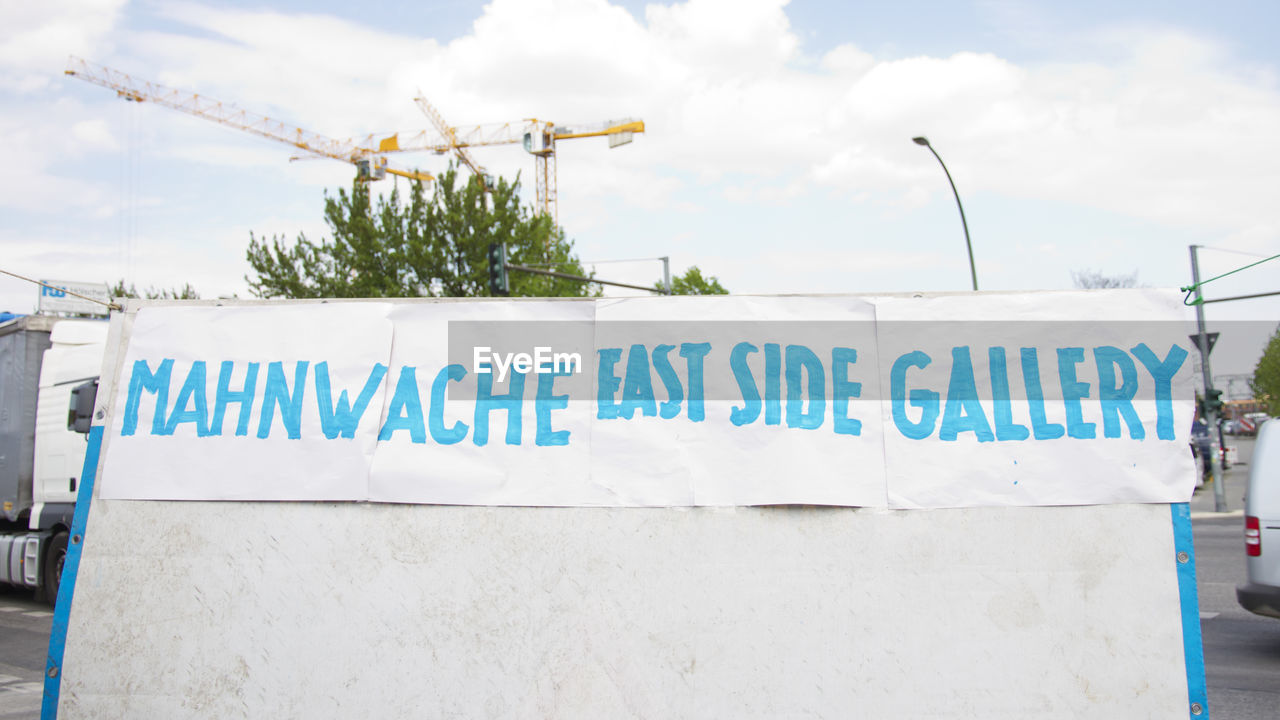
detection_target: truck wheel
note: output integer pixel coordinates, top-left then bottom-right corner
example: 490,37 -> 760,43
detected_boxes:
43,532 -> 68,606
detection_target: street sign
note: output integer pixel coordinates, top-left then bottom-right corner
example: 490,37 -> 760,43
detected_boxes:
1190,331 -> 1219,356
37,280 -> 110,316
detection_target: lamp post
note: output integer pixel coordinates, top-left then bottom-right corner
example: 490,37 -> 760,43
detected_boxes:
913,136 -> 977,291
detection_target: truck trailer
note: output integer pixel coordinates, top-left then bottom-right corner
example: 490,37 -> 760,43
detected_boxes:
0,314 -> 107,604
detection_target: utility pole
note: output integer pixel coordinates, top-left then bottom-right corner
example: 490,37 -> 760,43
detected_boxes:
1190,245 -> 1227,512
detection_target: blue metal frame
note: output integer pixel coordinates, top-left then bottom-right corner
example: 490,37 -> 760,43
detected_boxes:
41,425 -> 103,720
1171,502 -> 1209,718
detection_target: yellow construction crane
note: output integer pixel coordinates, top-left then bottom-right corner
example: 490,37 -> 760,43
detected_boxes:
64,56 -> 431,183
359,108 -> 644,222
413,97 -> 491,194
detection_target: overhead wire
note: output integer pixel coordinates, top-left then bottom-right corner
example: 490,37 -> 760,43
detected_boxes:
0,268 -> 122,312
124,99 -> 139,284
1181,251 -> 1280,305
1197,245 -> 1272,259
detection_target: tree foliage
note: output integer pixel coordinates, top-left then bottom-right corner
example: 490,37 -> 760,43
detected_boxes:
1251,325 -> 1280,414
1070,269 -> 1140,289
246,168 -> 595,298
109,280 -> 200,300
660,266 -> 729,295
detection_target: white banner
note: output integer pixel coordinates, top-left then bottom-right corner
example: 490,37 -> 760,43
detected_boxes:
98,291 -> 1197,508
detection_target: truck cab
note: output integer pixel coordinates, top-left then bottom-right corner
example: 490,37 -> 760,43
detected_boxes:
0,316 -> 107,603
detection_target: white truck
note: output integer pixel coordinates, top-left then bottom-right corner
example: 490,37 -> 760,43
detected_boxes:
0,314 -> 107,604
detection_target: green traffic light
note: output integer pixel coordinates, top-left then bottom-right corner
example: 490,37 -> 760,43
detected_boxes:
487,242 -> 509,296
1206,388 -> 1224,413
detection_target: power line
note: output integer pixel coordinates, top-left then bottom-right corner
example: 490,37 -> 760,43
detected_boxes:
0,268 -> 122,311
506,263 -> 664,294
1182,251 -> 1280,305
1198,245 -> 1273,259
580,256 -> 670,265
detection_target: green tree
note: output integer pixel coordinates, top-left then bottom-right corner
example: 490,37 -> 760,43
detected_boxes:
1070,269 -> 1140,289
1251,325 -> 1280,414
659,266 -> 728,295
246,168 -> 596,298
109,280 -> 200,300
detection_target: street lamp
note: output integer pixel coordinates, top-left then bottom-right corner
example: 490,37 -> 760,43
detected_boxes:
913,136 -> 977,291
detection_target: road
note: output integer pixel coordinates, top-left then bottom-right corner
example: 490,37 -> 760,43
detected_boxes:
1196,514 -> 1280,718
1192,435 -> 1280,718
0,585 -> 50,720
0,440 -> 1277,718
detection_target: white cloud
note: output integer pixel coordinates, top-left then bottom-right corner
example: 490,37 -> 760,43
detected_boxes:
70,117 -> 117,149
2,0 -> 1279,313
646,0 -> 798,79
42,0 -> 1273,238
0,0 -> 125,91
821,43 -> 874,76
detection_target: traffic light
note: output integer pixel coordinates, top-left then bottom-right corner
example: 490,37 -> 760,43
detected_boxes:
1206,388 -> 1224,414
487,242 -> 509,296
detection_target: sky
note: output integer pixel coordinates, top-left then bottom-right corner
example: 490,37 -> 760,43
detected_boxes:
2,0 -> 1279,379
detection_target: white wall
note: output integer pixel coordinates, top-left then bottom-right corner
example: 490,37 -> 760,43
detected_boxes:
60,501 -> 1187,719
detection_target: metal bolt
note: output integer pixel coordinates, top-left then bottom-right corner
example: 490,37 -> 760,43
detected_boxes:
47,665 -> 59,678
1190,701 -> 1204,715
1177,551 -> 1190,564
71,534 -> 82,545
95,409 -> 105,419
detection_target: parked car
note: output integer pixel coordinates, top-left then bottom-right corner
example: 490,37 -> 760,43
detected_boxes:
1237,418 -> 1280,619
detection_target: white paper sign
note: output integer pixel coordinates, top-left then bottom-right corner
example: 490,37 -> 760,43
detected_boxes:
100,304 -> 394,500
876,291 -> 1196,508
97,291 -> 1196,508
589,295 -> 886,506
367,301 -> 609,506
